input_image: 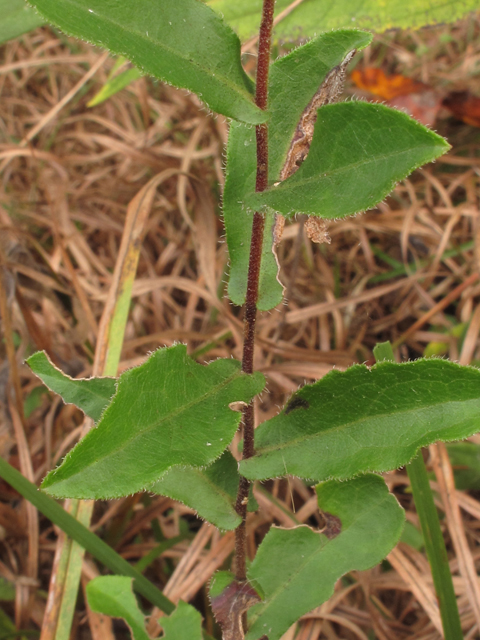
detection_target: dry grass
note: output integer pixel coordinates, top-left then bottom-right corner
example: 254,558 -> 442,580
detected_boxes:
1,13 -> 480,640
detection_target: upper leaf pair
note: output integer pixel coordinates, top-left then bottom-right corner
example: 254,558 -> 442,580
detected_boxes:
224,29 -> 372,310
222,29 -> 449,311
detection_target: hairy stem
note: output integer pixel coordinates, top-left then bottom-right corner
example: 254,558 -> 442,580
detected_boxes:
234,0 -> 275,584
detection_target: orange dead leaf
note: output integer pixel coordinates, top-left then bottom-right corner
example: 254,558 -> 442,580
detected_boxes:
442,91 -> 480,127
352,67 -> 441,126
351,68 -> 426,101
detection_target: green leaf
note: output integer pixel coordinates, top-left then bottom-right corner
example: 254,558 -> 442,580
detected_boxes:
161,601 -> 203,640
0,0 -> 44,45
149,450 -> 241,531
207,0 -> 480,41
41,345 -> 265,499
446,442 -> 480,490
246,102 -> 450,219
407,453 -> 462,639
27,351 -> 116,423
400,521 -> 424,550
240,359 -> 480,483
224,29 -> 371,309
86,576 -> 149,640
24,385 -> 48,418
0,577 -> 15,602
27,0 -> 266,125
246,474 -> 404,640
29,351 -> 249,528
88,66 -> 142,107
209,571 -> 236,600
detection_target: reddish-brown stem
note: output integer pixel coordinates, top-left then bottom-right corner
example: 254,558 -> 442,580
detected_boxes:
234,0 -> 275,585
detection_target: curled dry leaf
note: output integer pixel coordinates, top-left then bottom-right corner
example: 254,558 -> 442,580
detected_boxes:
211,577 -> 262,640
273,50 -> 356,245
304,218 -> 331,245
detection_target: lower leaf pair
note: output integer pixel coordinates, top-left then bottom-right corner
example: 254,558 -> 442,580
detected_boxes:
28,346 -> 480,639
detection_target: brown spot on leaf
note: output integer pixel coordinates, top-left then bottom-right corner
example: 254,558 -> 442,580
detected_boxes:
211,580 -> 262,640
321,511 -> 342,539
284,396 -> 310,415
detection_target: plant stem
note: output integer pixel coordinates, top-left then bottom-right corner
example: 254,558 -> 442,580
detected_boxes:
234,0 -> 275,584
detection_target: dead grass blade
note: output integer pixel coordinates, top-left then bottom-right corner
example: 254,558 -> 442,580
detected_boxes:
387,546 -> 443,635
41,169 -> 179,640
286,275 -> 422,324
19,52 -> 109,148
431,443 -> 480,634
192,182 -> 219,298
393,272 -> 480,348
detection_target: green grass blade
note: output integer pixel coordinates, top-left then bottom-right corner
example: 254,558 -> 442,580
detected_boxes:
134,535 -> 189,573
0,456 -> 174,615
374,341 -> 462,640
87,66 -> 142,107
407,453 -> 462,639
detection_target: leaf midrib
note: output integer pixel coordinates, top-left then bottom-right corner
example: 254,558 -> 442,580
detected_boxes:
258,143 -> 446,198
59,0 -> 255,103
256,396 -> 480,456
52,366 -> 248,483
59,379 -> 114,403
